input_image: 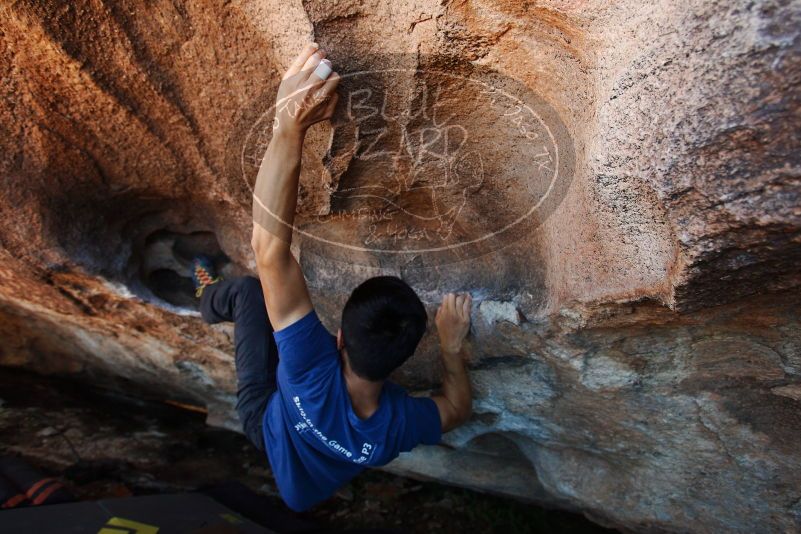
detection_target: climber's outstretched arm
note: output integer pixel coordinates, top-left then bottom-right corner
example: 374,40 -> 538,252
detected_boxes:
251,129 -> 312,332
251,43 -> 339,331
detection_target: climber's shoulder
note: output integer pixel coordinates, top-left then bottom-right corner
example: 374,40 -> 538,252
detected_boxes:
380,383 -> 443,450
273,308 -> 340,381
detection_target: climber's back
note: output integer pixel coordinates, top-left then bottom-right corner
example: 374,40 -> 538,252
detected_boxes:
263,279 -> 441,509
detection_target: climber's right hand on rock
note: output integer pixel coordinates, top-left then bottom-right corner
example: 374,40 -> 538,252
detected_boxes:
436,293 -> 472,355
273,43 -> 340,138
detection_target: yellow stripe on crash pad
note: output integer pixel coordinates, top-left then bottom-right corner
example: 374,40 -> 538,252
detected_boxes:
98,516 -> 159,534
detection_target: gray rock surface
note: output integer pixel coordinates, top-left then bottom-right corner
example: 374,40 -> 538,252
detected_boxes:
1,0 -> 800,531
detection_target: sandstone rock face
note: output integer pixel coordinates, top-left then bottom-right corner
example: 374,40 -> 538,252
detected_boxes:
1,1 -> 800,532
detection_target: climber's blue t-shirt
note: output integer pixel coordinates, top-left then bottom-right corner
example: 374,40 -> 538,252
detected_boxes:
262,310 -> 442,511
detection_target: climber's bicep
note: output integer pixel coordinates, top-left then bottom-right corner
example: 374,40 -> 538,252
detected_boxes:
431,395 -> 459,434
254,250 -> 313,332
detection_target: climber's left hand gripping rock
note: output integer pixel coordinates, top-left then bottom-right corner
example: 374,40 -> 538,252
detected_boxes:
273,43 -> 340,138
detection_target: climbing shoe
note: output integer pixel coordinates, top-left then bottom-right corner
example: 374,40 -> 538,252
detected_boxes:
191,255 -> 221,298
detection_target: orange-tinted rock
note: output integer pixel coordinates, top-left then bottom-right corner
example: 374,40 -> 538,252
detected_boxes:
1,1 -> 800,531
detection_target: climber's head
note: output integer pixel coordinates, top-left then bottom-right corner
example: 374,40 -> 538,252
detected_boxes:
337,276 -> 427,382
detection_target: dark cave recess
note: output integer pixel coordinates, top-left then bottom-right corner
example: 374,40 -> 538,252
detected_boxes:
138,229 -> 233,308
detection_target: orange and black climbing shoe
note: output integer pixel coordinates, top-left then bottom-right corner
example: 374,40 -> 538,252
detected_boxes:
192,255 -> 221,298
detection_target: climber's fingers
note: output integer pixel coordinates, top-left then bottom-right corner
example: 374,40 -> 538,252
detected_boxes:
461,293 -> 472,320
301,74 -> 326,105
444,293 -> 456,314
299,72 -> 337,122
300,47 -> 327,81
309,59 -> 334,85
311,72 -> 340,115
306,71 -> 335,103
455,294 -> 466,313
317,71 -> 340,97
284,42 -> 321,80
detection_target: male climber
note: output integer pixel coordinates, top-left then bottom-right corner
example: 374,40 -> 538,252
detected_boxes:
192,43 -> 473,511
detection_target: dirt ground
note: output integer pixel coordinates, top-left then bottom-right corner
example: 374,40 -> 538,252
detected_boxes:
0,368 -> 613,533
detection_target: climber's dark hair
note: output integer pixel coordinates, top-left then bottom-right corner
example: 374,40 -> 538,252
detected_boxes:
341,276 -> 427,382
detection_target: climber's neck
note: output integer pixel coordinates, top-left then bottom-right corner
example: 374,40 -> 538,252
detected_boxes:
340,351 -> 383,420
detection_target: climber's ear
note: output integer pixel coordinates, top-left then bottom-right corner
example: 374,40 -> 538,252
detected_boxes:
336,328 -> 345,351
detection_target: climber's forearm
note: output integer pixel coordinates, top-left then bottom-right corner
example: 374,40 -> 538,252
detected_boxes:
251,129 -> 305,260
247,43 -> 336,331
433,347 -> 472,433
251,129 -> 313,331
442,348 -> 472,423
